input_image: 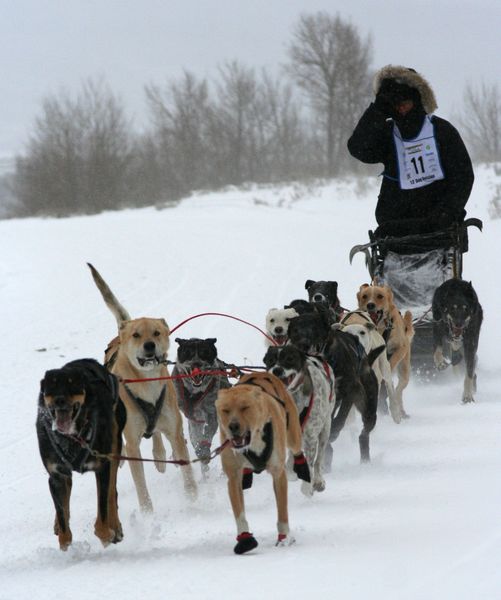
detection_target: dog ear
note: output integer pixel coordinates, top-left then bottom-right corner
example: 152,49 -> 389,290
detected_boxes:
174,338 -> 186,345
302,369 -> 313,397
327,281 -> 338,296
305,280 -> 314,290
206,338 -> 217,344
40,378 -> 46,393
357,283 -> 369,303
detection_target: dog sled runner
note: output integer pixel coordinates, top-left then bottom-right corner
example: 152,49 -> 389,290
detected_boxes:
350,218 -> 483,378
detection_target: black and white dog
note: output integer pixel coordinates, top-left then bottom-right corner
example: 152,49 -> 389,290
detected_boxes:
172,338 -> 231,471
263,345 -> 335,496
305,279 -> 343,322
432,279 -> 483,403
287,307 -> 383,464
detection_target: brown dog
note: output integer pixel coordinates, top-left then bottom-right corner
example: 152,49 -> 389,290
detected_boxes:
216,372 -> 309,554
357,284 -> 414,416
88,263 -> 197,512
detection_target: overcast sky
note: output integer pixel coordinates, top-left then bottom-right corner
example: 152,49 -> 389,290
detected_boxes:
1,0 -> 500,160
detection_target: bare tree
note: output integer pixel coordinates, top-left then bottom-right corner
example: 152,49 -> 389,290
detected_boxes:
145,70 -> 213,197
13,77 -> 133,216
286,12 -> 373,176
212,61 -> 259,184
457,82 -> 501,164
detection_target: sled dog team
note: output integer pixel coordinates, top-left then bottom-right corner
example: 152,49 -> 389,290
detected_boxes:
37,265 -> 482,554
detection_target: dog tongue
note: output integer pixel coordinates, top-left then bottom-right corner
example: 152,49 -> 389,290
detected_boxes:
55,411 -> 73,434
369,312 -> 379,325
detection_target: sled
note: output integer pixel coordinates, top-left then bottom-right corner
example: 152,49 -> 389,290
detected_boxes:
349,218 -> 483,378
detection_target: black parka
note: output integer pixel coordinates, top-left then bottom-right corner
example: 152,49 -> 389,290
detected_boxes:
347,102 -> 474,234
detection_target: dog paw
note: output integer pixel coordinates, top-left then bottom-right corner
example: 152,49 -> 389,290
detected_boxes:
300,481 -> 314,497
312,479 -> 326,493
111,524 -> 124,544
462,395 -> 475,404
234,532 -> 258,555
154,460 -> 167,473
434,358 -> 450,371
275,533 -> 296,547
293,453 -> 311,483
242,468 -> 253,490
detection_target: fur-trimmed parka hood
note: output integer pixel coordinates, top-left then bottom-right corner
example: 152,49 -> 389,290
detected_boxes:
373,65 -> 437,114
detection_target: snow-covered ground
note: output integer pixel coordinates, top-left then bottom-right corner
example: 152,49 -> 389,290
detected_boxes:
1,167 -> 500,600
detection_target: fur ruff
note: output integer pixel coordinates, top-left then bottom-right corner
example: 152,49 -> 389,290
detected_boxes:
373,65 -> 438,114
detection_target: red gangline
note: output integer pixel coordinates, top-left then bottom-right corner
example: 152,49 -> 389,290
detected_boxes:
169,311 -> 277,345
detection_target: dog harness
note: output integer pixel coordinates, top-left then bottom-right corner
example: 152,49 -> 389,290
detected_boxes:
242,421 -> 274,474
175,377 -> 216,423
39,406 -> 98,474
123,384 -> 166,439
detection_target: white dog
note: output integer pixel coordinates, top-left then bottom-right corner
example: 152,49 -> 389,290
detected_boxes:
265,307 -> 298,346
340,311 -> 405,423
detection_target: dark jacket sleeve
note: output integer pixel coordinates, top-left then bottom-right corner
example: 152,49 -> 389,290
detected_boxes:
347,103 -> 391,164
432,119 -> 474,221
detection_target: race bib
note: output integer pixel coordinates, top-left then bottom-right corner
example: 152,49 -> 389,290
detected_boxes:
393,116 -> 444,190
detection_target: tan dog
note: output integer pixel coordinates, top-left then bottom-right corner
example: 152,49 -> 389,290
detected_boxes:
216,372 -> 309,554
88,263 -> 197,512
356,284 -> 414,415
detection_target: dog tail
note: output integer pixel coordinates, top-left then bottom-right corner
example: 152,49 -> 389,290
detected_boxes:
87,263 -> 131,327
403,310 -> 415,341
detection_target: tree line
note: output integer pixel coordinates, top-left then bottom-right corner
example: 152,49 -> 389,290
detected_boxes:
4,12 -> 500,218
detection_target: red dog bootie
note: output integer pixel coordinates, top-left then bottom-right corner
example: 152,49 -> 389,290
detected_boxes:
242,468 -> 254,490
293,452 -> 311,482
234,531 -> 258,555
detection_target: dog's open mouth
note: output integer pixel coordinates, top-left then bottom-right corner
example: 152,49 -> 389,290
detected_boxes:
272,334 -> 288,346
137,356 -> 161,368
190,367 -> 207,387
51,405 -> 80,435
450,325 -> 464,338
231,431 -> 251,450
367,309 -> 383,325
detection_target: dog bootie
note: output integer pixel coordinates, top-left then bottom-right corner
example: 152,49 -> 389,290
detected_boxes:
234,531 -> 258,555
242,468 -> 254,490
293,452 -> 311,483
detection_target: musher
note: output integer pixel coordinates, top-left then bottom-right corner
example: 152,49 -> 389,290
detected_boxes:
347,65 -> 474,239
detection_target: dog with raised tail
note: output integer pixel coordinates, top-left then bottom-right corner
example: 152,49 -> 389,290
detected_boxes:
87,263 -> 197,512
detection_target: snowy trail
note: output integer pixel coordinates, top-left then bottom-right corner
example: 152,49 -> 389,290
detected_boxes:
1,173 -> 500,600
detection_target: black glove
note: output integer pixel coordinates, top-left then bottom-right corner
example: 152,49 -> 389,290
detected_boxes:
374,91 -> 396,118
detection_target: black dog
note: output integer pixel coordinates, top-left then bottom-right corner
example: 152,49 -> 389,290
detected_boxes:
305,280 -> 343,322
36,358 -> 126,550
172,338 -> 231,472
287,307 -> 383,464
285,299 -> 316,315
432,279 -> 483,403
